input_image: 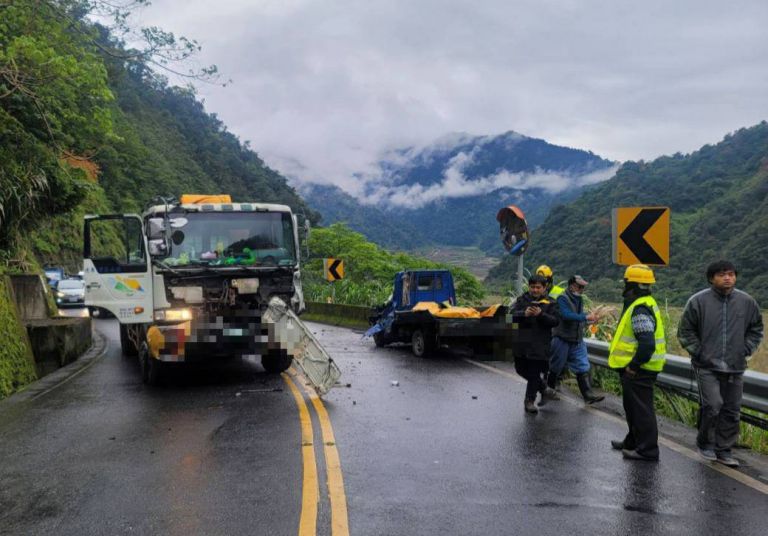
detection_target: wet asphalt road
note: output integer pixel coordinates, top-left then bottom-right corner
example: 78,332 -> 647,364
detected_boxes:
1,318 -> 767,535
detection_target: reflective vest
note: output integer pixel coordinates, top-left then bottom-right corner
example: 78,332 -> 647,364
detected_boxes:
549,285 -> 564,299
608,296 -> 666,372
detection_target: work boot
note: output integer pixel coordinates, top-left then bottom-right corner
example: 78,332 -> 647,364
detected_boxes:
576,373 -> 604,404
715,453 -> 740,468
524,399 -> 538,414
538,388 -> 560,406
546,370 -> 559,391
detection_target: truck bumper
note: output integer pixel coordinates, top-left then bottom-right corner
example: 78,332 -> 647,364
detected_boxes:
148,317 -> 271,363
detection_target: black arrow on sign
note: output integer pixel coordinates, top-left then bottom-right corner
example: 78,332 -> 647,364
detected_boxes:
328,259 -> 342,280
619,208 -> 666,264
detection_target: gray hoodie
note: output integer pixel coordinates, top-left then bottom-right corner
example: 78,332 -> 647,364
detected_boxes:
677,288 -> 763,372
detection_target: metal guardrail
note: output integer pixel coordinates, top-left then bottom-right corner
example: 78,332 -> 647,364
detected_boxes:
586,340 -> 768,428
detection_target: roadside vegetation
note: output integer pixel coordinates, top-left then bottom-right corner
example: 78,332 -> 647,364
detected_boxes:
303,223 -> 485,307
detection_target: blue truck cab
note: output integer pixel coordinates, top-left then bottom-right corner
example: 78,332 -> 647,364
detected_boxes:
391,270 -> 455,310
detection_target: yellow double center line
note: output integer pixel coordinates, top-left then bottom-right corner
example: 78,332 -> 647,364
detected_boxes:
283,369 -> 350,536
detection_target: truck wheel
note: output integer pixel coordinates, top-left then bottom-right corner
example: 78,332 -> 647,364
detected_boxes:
262,349 -> 293,373
120,324 -> 138,357
411,329 -> 436,358
373,331 -> 388,347
139,341 -> 163,386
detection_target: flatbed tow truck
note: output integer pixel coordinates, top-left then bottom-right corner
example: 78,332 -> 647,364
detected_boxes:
366,270 -> 513,358
83,194 -> 340,393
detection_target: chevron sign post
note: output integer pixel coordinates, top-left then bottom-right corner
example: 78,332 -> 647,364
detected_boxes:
323,258 -> 345,282
612,207 -> 670,266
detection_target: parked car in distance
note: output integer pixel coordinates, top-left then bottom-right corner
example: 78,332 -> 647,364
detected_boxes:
55,279 -> 85,307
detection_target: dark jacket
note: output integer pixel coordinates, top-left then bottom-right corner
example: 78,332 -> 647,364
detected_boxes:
512,292 -> 559,361
677,287 -> 763,373
552,289 -> 587,343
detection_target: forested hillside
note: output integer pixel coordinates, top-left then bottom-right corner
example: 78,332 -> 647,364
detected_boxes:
486,122 -> 768,305
1,0 -> 315,274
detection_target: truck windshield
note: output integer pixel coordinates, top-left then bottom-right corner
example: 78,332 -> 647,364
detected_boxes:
163,212 -> 297,267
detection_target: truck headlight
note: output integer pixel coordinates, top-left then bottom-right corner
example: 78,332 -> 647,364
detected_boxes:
154,308 -> 193,322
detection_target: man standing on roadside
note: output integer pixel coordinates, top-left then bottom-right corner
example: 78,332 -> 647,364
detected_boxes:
678,260 -> 763,468
546,275 -> 604,404
609,265 -> 666,461
512,275 -> 559,414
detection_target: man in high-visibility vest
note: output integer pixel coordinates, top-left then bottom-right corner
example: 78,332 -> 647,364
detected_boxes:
609,264 -> 666,461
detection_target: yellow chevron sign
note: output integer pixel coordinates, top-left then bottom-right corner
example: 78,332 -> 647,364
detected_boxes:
612,207 -> 670,266
323,258 -> 344,281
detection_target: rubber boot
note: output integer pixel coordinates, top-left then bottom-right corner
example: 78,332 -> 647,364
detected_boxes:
544,371 -> 561,401
577,373 -> 604,404
546,370 -> 558,390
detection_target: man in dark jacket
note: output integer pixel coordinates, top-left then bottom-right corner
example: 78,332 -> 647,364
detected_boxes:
546,275 -> 604,404
512,275 -> 559,414
677,260 -> 764,467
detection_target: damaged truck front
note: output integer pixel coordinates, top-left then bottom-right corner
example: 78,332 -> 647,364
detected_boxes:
83,195 -> 340,393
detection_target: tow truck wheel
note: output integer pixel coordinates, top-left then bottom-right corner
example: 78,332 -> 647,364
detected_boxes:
139,341 -> 162,385
373,331 -> 387,347
120,324 -> 138,357
262,349 -> 293,374
411,329 -> 435,358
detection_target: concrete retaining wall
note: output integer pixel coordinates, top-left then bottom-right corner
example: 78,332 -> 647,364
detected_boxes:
8,274 -> 54,320
26,318 -> 92,377
7,274 -> 91,379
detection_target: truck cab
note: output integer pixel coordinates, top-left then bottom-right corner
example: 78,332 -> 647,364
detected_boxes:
83,194 -> 313,384
386,270 -> 455,312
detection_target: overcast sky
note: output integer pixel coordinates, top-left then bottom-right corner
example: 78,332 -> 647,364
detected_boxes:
133,0 -> 768,195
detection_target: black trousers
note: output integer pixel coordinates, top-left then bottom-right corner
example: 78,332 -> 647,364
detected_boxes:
515,357 -> 549,401
619,368 -> 659,459
694,368 -> 743,454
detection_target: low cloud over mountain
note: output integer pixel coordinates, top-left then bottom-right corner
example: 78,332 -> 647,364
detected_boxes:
305,131 -> 618,252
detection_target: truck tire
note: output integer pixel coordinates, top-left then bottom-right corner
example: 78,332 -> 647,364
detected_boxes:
120,324 -> 138,357
139,341 -> 163,386
411,329 -> 436,358
262,349 -> 293,374
373,331 -> 388,347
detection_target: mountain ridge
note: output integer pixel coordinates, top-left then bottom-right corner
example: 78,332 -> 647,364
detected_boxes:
308,131 -> 617,252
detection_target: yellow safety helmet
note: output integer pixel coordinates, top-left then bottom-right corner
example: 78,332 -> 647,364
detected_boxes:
623,264 -> 656,284
536,265 -> 553,278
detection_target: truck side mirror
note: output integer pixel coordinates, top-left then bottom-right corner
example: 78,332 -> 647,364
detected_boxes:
148,238 -> 168,257
301,219 -> 311,258
147,217 -> 171,257
147,218 -> 166,240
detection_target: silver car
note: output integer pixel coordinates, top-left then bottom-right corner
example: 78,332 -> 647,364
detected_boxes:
55,279 -> 85,307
